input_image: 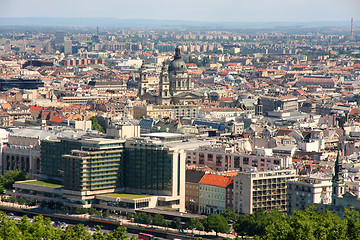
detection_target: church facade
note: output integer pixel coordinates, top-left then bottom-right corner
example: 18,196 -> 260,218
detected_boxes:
138,47 -> 203,105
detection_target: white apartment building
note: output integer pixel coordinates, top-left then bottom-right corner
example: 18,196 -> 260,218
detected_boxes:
233,169 -> 297,215
287,174 -> 332,214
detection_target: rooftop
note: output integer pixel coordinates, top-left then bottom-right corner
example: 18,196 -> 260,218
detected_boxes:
23,180 -> 63,188
103,193 -> 150,199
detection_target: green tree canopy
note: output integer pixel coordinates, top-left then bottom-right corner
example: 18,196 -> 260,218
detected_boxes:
185,217 -> 203,233
202,214 -> 229,236
234,209 -> 284,237
170,217 -> 181,230
222,208 -> 238,223
90,116 -> 105,133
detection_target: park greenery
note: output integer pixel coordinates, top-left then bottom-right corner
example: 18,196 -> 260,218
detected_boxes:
232,206 -> 360,240
0,212 -> 132,240
0,170 -> 28,193
2,172 -> 360,240
1,205 -> 360,239
90,116 -> 105,133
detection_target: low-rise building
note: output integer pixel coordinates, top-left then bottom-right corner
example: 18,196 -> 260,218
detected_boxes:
199,173 -> 233,215
185,169 -> 205,213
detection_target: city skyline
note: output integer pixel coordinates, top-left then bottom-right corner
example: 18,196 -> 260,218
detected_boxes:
0,0 -> 359,23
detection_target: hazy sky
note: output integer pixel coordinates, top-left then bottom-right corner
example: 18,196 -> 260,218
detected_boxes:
0,0 -> 359,22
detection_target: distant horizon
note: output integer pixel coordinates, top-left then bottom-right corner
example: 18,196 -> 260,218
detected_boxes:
0,0 -> 359,24
0,17 -> 359,28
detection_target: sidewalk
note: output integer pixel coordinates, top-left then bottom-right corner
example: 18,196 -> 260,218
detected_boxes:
121,218 -> 237,239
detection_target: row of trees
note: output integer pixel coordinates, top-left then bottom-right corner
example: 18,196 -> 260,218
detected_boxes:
232,206 -> 360,240
127,212 -> 230,236
1,195 -> 36,206
0,213 -> 132,240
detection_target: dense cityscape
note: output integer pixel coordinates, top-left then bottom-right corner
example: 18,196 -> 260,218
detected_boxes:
0,6 -> 360,239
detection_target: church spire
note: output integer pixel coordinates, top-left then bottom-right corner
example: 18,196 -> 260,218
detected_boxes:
332,148 -> 344,183
332,142 -> 345,204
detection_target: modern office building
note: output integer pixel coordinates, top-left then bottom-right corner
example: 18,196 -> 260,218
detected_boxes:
0,77 -> 44,91
124,139 -> 185,211
14,136 -> 186,212
64,39 -> 72,54
40,138 -> 83,179
62,138 -> 125,204
55,30 -> 65,44
233,169 -> 297,215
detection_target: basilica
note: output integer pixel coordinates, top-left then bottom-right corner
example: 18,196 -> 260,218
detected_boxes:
138,46 -> 204,105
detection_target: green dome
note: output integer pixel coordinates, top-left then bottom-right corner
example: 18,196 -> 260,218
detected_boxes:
168,46 -> 187,73
168,58 -> 187,72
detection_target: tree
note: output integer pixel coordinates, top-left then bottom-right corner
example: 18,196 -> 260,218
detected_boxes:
152,214 -> 167,226
134,212 -> 152,224
126,212 -> 134,221
103,210 -> 110,218
88,208 -> 96,215
222,208 -> 238,223
106,226 -> 129,240
344,207 -> 360,240
90,116 -> 105,133
202,214 -> 229,236
185,218 -> 203,234
170,217 -> 181,230
17,197 -> 26,205
234,209 -> 284,237
0,170 -> 28,189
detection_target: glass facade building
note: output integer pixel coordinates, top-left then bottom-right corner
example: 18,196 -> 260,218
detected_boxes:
62,138 -> 125,191
124,141 -> 174,194
40,139 -> 82,179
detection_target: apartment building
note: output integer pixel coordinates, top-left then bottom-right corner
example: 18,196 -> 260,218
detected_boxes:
133,104 -> 198,120
233,169 -> 297,215
186,145 -> 291,172
287,174 -> 332,214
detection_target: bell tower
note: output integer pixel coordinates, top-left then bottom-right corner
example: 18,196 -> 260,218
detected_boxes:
159,61 -> 171,105
332,145 -> 345,205
138,60 -> 148,97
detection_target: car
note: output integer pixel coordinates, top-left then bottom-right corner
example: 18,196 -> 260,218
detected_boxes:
8,212 -> 14,216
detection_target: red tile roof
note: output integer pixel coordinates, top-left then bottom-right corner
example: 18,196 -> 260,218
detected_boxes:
49,116 -> 67,123
30,106 -> 42,111
199,174 -> 234,188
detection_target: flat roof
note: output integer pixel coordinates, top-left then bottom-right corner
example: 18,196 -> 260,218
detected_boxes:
23,180 -> 63,188
141,132 -> 183,138
166,139 -> 215,150
103,193 -> 150,199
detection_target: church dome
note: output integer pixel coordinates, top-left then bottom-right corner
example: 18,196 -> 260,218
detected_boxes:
168,46 -> 187,73
225,74 -> 235,81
